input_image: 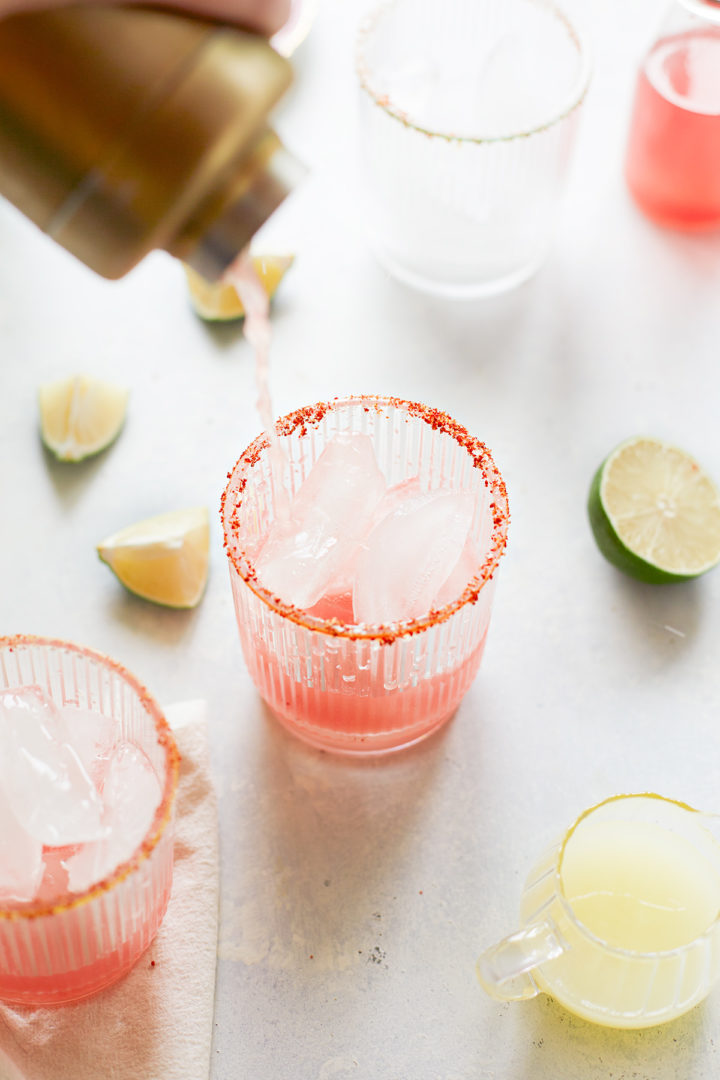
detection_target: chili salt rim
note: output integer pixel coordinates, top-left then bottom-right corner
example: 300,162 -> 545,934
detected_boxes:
0,634 -> 180,922
221,395 -> 510,642
356,0 -> 591,145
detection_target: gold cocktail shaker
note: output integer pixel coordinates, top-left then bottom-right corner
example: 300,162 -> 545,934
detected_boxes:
0,6 -> 300,279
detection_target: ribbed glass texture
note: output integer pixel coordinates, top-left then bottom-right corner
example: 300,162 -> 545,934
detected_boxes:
222,397 -> 509,754
0,636 -> 179,1005
356,0 -> 591,297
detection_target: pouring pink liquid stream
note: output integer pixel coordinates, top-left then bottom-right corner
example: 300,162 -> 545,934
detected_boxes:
221,255 -> 508,753
224,252 -> 483,629
226,251 -> 291,521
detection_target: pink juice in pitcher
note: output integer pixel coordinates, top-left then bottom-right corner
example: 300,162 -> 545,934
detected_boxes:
625,26 -> 720,229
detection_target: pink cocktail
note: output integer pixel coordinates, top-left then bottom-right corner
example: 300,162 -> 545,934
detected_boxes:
221,397 -> 509,754
0,636 -> 179,1005
625,27 -> 720,229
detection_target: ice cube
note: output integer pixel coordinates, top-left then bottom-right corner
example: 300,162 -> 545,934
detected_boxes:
311,476 -> 424,619
0,784 -> 44,904
433,535 -> 481,609
62,707 -> 118,786
0,687 -> 105,846
353,491 -> 475,625
321,475 -> 424,606
255,432 -> 387,610
102,742 -> 163,846
65,741 -> 163,894
468,31 -> 577,137
376,475 -> 424,512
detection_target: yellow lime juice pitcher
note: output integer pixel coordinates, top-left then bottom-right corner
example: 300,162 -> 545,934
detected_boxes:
477,793 -> 720,1028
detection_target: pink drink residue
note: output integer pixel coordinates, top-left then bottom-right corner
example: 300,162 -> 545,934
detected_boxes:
243,620 -> 491,752
626,28 -> 720,229
225,251 -> 290,520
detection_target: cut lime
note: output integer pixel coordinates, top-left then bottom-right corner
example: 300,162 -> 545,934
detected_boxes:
39,375 -> 128,461
97,507 -> 209,608
588,436 -> 720,583
184,254 -> 294,321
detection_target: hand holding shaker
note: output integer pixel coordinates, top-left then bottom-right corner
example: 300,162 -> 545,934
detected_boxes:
0,6 -> 302,279
625,0 -> 720,229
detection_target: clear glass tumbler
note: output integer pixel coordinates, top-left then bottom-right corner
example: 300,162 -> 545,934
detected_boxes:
221,396 -> 509,755
356,0 -> 591,297
0,635 -> 180,1005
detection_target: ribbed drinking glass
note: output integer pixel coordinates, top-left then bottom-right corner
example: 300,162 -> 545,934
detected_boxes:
221,396 -> 509,754
0,635 -> 179,1005
356,0 -> 591,297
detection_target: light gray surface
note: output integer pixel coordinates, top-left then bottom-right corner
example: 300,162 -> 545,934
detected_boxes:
3,0 -> 720,1077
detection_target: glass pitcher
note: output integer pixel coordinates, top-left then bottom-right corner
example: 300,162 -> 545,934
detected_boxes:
476,793 -> 720,1028
625,0 -> 720,229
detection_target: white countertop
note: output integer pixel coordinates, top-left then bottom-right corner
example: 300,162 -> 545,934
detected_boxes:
3,0 -> 720,1076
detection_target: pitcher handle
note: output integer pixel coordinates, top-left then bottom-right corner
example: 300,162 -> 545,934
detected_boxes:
476,920 -> 566,1002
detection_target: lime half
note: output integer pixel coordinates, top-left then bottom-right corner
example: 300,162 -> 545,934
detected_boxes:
588,436 -> 720,583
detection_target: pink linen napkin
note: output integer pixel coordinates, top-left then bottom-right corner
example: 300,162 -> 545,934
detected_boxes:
0,700 -> 219,1080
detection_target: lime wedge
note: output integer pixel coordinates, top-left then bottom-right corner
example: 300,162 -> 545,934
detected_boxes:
97,507 -> 209,608
588,436 -> 720,583
39,375 -> 128,461
184,254 -> 294,321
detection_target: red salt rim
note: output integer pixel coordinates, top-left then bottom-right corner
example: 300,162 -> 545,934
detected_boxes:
0,634 -> 180,921
355,0 -> 591,145
220,395 -> 510,643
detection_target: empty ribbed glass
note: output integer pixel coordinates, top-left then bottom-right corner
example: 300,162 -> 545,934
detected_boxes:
356,0 -> 591,297
0,636 -> 179,1005
222,396 -> 509,754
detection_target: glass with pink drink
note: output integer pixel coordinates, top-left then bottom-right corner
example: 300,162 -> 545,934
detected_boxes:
625,0 -> 720,229
0,635 -> 179,1005
221,396 -> 509,754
